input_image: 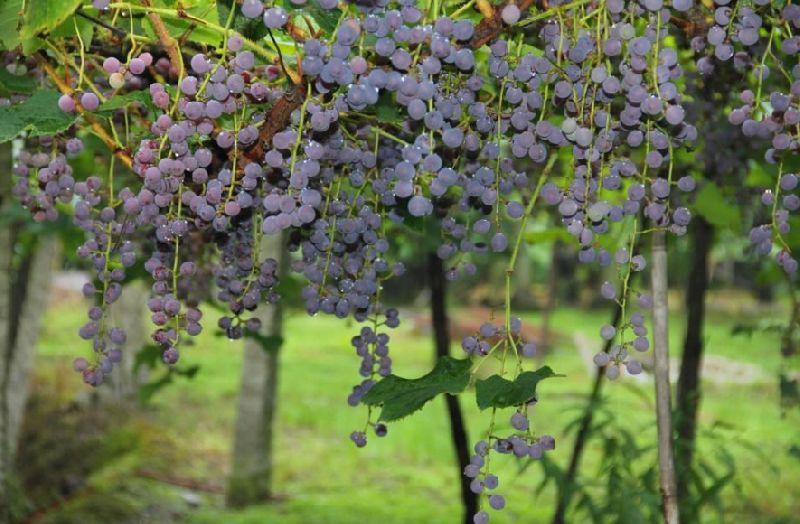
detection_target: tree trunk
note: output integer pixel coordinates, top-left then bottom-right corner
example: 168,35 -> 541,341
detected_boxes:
227,232 -> 286,507
675,218 -> 712,520
428,253 -> 477,524
551,302 -> 623,524
651,230 -> 679,524
0,142 -> 61,522
512,241 -> 535,309
539,241 -> 560,350
99,280 -> 149,403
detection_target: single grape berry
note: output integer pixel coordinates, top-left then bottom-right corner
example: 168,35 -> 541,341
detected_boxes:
473,511 -> 489,524
80,92 -> 100,111
488,494 -> 506,510
129,57 -> 146,75
501,4 -> 520,25
58,94 -> 75,113
484,474 -> 499,490
510,411 -> 529,431
103,57 -> 121,73
242,0 -> 264,18
109,73 -> 125,89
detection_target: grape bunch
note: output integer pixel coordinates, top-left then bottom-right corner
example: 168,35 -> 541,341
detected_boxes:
4,0 -> 798,519
691,1 -> 800,274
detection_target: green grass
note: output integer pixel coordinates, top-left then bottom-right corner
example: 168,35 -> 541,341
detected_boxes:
29,295 -> 800,523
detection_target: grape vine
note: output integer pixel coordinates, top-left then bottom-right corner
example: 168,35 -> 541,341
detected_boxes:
2,0 -> 799,521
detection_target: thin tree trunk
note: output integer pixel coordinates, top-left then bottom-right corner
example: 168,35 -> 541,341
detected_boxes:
675,218 -> 712,519
651,230 -> 679,524
428,253 -> 477,524
540,242 -> 560,350
0,144 -> 15,524
0,158 -> 10,524
100,280 -> 149,403
551,302 -> 623,524
227,232 -> 286,507
0,141 -> 61,521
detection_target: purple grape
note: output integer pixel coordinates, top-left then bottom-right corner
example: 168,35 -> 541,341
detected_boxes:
129,57 -> 146,75
80,92 -> 100,111
488,494 -> 505,510
263,7 -> 287,28
103,57 -> 121,73
408,195 -> 432,216
58,94 -> 75,113
501,4 -> 520,25
242,0 -> 264,18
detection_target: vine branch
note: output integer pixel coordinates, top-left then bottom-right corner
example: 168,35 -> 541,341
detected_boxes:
141,0 -> 184,79
36,55 -> 133,169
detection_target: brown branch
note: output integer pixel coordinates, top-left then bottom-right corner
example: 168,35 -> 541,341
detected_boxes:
239,81 -> 308,169
476,0 -> 496,19
285,20 -> 311,42
141,0 -> 184,78
470,0 -> 538,49
36,55 -> 134,170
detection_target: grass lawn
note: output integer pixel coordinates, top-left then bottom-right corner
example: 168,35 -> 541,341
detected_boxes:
26,292 -> 800,523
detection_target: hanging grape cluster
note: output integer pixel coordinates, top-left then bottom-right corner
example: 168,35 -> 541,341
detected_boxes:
4,0 -> 800,520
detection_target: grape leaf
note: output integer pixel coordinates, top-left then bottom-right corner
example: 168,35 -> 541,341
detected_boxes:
49,14 -> 94,50
0,89 -> 76,142
475,366 -> 562,411
20,0 -> 83,43
0,68 -> 36,95
97,91 -> 156,114
361,356 -> 471,421
0,0 -> 22,50
217,2 -> 269,41
286,0 -> 341,35
375,91 -> 405,123
149,0 -> 222,47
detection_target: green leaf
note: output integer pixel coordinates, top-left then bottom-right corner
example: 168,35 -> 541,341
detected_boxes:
475,366 -> 562,410
49,14 -> 95,50
0,109 -> 25,139
0,68 -> 37,95
0,0 -> 22,50
16,90 -> 76,136
0,89 -> 76,142
97,90 -> 156,114
20,0 -> 83,42
692,182 -> 740,229
362,356 -> 471,421
218,2 -> 269,42
150,0 -> 222,47
375,91 -> 405,123
286,0 -> 341,35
